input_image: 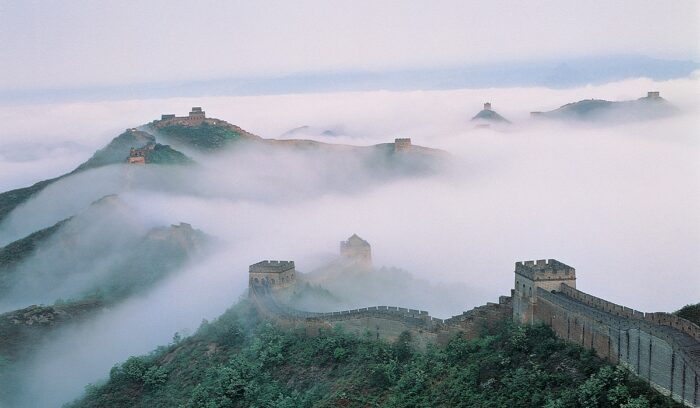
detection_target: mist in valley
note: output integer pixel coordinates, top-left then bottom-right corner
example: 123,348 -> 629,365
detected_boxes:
0,75 -> 698,406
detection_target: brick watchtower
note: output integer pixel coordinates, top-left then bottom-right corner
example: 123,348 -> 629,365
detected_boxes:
340,234 -> 372,268
513,259 -> 576,323
394,138 -> 412,153
187,107 -> 205,124
248,260 -> 296,294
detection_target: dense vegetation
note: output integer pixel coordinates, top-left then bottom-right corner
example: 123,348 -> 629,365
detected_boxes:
156,123 -> 246,151
148,143 -> 193,164
67,301 -> 681,408
73,130 -> 155,171
675,303 -> 700,326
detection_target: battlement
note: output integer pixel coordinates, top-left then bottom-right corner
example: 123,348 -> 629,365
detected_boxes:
249,260 -> 295,274
161,114 -> 175,120
483,102 -> 492,111
515,259 -> 576,281
558,284 -> 700,343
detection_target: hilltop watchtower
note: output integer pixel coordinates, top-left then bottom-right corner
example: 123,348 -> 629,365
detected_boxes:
513,259 -> 576,323
483,102 -> 492,111
394,138 -> 412,153
647,91 -> 660,99
340,234 -> 372,268
249,260 -> 296,293
127,143 -> 154,164
187,107 -> 205,124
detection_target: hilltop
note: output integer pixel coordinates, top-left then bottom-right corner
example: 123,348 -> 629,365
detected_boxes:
0,129 -> 191,225
150,108 -> 443,158
0,108 -> 444,226
531,91 -> 678,123
470,102 -> 511,126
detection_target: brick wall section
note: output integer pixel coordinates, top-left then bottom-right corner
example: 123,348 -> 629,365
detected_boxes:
250,286 -> 512,350
535,286 -> 700,407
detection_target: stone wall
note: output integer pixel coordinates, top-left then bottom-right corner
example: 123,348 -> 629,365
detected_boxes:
250,286 -> 512,350
534,286 -> 700,407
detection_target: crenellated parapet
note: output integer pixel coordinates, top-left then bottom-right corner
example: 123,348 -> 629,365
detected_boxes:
645,312 -> 700,343
558,284 -> 700,343
515,259 -> 576,281
559,284 -> 644,319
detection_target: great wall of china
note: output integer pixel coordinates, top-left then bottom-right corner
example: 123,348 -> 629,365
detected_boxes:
248,236 -> 700,407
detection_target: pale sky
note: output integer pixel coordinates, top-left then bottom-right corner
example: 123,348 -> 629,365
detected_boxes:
0,0 -> 698,91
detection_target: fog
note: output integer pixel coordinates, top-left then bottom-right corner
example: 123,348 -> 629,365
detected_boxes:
1,75 -> 699,406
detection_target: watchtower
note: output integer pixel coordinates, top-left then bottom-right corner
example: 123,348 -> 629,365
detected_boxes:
187,107 -> 206,124
249,260 -> 296,293
647,91 -> 660,99
340,234 -> 372,268
513,259 -> 576,323
483,102 -> 492,111
394,138 -> 412,153
127,145 -> 151,164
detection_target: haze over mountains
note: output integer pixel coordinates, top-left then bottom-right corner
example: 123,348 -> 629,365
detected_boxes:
0,73 -> 697,407
1,1 -> 698,405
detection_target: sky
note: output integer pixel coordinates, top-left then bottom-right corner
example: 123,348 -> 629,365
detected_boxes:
0,0 -> 698,92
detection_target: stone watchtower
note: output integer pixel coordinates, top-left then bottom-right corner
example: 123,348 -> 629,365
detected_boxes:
483,102 -> 492,111
248,260 -> 296,294
187,107 -> 206,124
394,138 -> 412,153
513,259 -> 576,323
340,234 -> 372,268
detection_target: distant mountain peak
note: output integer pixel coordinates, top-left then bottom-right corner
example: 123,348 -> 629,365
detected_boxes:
471,102 -> 511,124
530,91 -> 678,122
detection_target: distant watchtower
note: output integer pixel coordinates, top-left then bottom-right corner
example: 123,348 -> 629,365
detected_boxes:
394,138 -> 412,153
647,91 -> 660,99
127,143 -> 154,164
483,102 -> 492,111
513,259 -> 576,323
187,107 -> 206,124
340,234 -> 372,268
249,260 -> 296,293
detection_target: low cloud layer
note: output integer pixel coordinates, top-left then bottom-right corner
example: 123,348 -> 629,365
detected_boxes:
1,75 -> 698,406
